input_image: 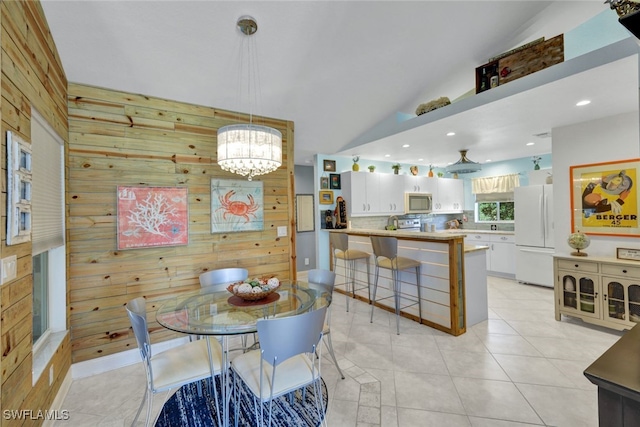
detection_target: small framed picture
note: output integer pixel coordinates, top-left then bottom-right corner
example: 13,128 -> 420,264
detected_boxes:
319,190 -> 334,205
323,159 -> 336,172
320,176 -> 329,189
330,173 -> 341,190
617,247 -> 640,261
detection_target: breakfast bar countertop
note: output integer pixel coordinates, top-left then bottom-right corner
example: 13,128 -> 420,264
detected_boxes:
327,228 -> 466,240
327,229 -> 490,253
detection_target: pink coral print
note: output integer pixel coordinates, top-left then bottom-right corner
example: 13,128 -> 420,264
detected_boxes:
117,186 -> 188,249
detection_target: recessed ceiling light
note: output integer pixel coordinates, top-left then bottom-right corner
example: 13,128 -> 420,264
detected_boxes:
418,158 -> 424,161
576,100 -> 591,106
384,154 -> 391,158
526,142 -> 535,146
402,144 -> 410,148
447,162 -> 453,165
485,159 -> 492,162
447,132 -> 455,136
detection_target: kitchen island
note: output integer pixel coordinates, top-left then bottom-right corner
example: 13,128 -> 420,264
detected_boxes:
328,228 -> 488,336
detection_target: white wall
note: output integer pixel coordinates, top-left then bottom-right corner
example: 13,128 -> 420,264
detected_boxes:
552,111 -> 640,256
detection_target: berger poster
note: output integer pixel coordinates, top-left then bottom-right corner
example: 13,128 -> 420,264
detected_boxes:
571,159 -> 640,237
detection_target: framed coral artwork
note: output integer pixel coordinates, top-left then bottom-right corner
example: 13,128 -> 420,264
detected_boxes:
211,179 -> 264,233
117,186 -> 189,250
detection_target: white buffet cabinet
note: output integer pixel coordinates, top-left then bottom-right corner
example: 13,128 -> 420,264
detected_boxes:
341,171 -> 464,217
554,254 -> 640,330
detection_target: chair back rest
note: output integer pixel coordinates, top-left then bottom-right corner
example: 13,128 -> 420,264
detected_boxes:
126,297 -> 152,361
307,269 -> 336,309
257,306 -> 327,367
307,269 -> 336,294
330,232 -> 349,252
199,268 -> 249,291
370,235 -> 398,261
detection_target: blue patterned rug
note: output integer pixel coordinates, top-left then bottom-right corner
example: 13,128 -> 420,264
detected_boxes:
155,371 -> 328,427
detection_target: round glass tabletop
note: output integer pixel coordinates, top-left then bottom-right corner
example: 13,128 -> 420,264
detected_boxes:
156,281 -> 329,336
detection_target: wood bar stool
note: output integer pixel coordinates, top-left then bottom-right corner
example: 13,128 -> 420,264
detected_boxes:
369,235 -> 422,335
330,232 -> 371,312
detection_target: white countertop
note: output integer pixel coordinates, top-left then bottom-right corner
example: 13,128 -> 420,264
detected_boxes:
438,229 -> 515,236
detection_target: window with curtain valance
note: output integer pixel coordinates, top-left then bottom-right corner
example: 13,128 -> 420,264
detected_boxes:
471,174 -> 520,195
472,174 -> 519,222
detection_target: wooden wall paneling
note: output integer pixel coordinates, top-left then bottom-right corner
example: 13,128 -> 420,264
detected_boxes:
67,82 -> 295,363
1,1 -> 69,421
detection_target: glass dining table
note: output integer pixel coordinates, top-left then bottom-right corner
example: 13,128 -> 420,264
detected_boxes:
155,280 -> 330,427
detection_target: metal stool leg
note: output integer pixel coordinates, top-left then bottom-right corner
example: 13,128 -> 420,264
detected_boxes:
416,265 -> 422,322
345,259 -> 352,312
393,269 -> 401,335
370,264 -> 380,323
365,260 -> 371,304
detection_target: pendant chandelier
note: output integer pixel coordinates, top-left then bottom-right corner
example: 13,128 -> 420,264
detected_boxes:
217,16 -> 282,181
445,149 -> 482,174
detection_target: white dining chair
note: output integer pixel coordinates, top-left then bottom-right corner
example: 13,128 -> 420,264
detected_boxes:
231,306 -> 328,427
126,297 -> 223,427
308,268 -> 345,379
199,267 -> 257,351
199,267 -> 249,290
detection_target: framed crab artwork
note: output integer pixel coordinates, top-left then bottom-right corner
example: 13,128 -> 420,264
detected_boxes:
211,179 -> 264,233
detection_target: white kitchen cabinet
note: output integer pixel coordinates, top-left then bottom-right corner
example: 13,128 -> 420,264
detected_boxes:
341,171 -> 377,215
466,233 -> 515,276
490,235 -> 516,275
343,171 -> 406,216
404,175 -> 437,194
433,178 -> 463,212
554,255 -> 640,330
380,173 -> 404,214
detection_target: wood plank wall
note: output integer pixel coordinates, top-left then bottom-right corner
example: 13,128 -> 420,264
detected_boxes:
1,1 -> 69,425
67,83 -> 296,363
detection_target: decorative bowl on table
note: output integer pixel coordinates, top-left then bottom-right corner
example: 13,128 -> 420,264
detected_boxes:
227,277 -> 280,301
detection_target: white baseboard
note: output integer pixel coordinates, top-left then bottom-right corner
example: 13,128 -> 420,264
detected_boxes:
71,336 -> 190,379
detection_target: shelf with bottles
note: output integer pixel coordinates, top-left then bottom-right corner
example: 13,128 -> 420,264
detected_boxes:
475,60 -> 499,94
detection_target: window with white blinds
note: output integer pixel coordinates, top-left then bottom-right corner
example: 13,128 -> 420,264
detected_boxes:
31,110 -> 64,255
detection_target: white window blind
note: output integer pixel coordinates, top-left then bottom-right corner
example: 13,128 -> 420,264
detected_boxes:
31,110 -> 64,255
475,192 -> 514,202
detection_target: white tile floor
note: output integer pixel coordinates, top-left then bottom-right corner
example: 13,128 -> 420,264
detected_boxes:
54,276 -> 623,426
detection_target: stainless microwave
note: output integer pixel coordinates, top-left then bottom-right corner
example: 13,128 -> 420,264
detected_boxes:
404,192 -> 432,214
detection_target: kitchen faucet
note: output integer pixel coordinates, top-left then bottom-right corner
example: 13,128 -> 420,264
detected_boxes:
387,215 -> 398,229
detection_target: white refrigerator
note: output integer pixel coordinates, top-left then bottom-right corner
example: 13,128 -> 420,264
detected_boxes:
514,184 -> 554,287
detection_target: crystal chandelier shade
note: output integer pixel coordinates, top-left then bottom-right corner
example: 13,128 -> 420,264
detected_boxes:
216,16 -> 282,181
217,124 -> 282,181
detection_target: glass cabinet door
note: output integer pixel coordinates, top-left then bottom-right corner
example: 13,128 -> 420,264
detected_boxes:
628,283 -> 640,324
561,274 -> 577,310
559,271 -> 600,318
605,280 -> 626,322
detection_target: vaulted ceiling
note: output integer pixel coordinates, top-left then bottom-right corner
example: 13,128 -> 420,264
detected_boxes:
41,1 -> 623,167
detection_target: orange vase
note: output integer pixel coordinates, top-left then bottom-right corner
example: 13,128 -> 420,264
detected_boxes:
428,170 -> 434,177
